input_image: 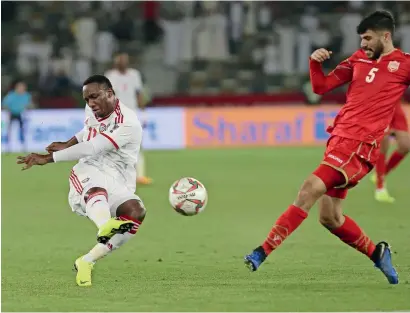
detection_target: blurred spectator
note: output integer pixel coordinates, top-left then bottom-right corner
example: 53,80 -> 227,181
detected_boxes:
16,33 -> 52,76
194,2 -> 228,61
2,80 -> 32,152
72,56 -> 92,87
72,13 -> 97,58
227,1 -> 247,55
263,36 -> 281,75
312,21 -> 330,51
339,7 -> 362,56
398,16 -> 410,53
143,1 -> 161,44
257,1 -> 273,31
205,2 -> 228,60
277,20 -> 296,74
112,10 -> 134,42
53,69 -> 74,96
300,6 -> 319,34
243,1 -> 256,36
160,2 -> 185,67
95,29 -> 117,64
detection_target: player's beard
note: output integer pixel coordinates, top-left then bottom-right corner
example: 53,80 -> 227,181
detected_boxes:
368,41 -> 384,60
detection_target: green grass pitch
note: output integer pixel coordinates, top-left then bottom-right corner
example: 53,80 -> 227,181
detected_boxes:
2,148 -> 409,311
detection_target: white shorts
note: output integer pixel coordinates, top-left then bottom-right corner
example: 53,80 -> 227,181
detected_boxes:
68,163 -> 144,217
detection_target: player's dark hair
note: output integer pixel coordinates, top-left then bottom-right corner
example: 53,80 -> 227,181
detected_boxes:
356,10 -> 395,35
83,75 -> 115,94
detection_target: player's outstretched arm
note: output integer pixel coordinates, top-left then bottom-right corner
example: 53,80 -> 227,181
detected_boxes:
52,124 -> 136,162
46,136 -> 79,153
45,126 -> 86,153
309,48 -> 353,95
17,131 -> 116,170
17,153 -> 53,170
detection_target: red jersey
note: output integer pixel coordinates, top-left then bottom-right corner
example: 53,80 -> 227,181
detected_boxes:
310,49 -> 410,145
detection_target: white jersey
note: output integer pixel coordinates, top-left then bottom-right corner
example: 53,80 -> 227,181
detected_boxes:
75,100 -> 142,191
105,68 -> 143,111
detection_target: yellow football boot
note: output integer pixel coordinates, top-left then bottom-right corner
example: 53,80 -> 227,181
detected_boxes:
97,218 -> 134,244
375,189 -> 395,203
74,257 -> 94,287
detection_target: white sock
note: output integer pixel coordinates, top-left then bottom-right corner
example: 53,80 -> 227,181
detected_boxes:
137,151 -> 145,178
107,232 -> 135,251
82,221 -> 141,263
82,243 -> 110,263
85,194 -> 111,228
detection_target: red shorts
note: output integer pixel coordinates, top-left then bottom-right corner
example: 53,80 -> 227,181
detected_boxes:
390,105 -> 409,132
318,136 -> 378,199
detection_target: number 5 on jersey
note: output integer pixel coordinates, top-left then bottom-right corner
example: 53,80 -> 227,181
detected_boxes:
366,68 -> 379,83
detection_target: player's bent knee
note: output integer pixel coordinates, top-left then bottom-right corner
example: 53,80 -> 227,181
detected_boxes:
294,175 -> 327,211
397,139 -> 410,154
84,187 -> 108,204
117,199 -> 146,221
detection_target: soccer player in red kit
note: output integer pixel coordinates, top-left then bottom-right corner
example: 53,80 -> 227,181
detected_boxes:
245,11 -> 410,284
371,103 -> 410,203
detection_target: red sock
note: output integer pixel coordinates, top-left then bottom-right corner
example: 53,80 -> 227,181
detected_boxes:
330,215 -> 375,259
375,152 -> 386,189
385,150 -> 406,175
118,215 -> 142,234
262,205 -> 308,255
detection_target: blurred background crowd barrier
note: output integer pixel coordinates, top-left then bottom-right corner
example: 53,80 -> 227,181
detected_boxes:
2,1 -> 410,152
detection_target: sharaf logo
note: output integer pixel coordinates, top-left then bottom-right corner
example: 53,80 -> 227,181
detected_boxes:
328,154 -> 343,164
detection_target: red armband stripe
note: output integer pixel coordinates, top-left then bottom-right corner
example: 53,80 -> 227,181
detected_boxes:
100,133 -> 119,149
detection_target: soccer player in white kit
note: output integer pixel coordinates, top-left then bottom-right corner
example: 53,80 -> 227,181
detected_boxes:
105,52 -> 153,185
17,75 -> 147,287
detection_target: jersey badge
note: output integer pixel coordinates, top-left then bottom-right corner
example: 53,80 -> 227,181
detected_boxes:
99,123 -> 107,133
387,61 -> 400,72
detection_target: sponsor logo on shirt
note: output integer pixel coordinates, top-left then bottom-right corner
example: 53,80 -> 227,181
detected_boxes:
328,154 -> 344,164
358,58 -> 373,64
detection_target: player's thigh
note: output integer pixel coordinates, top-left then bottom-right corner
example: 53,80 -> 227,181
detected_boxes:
318,194 -> 344,229
321,136 -> 374,189
391,105 -> 408,133
393,130 -> 410,154
68,166 -> 109,216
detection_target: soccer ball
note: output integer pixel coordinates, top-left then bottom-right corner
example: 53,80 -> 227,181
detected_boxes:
169,177 -> 208,216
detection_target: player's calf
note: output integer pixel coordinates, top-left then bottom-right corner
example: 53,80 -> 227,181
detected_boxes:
245,172 -> 331,271
245,164 -> 347,272
385,130 -> 410,177
97,200 -> 146,253
318,195 -> 344,229
84,188 -> 139,244
79,199 -> 147,274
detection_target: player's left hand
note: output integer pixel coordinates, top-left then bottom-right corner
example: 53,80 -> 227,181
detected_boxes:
17,153 -> 53,170
46,141 -> 68,153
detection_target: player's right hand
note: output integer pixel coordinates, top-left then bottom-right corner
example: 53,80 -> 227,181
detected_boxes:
310,49 -> 332,63
17,153 -> 53,170
46,142 -> 68,153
